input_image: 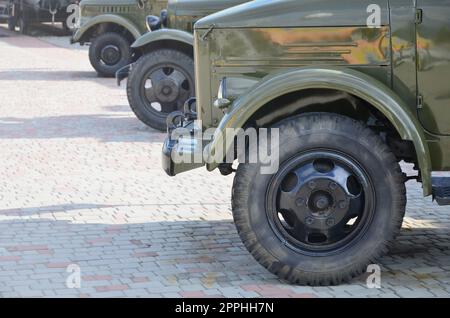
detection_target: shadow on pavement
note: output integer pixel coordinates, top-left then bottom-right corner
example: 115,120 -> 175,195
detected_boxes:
0,114 -> 166,142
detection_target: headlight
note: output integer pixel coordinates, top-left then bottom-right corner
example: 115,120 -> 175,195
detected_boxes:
218,77 -> 227,100
214,77 -> 259,109
146,15 -> 161,31
214,78 -> 231,109
160,9 -> 168,27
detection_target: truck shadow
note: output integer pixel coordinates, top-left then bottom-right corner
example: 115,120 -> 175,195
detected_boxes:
0,70 -> 122,90
0,114 -> 166,142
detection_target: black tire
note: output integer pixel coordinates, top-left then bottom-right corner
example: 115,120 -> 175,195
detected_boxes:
126,49 -> 194,131
7,15 -> 16,31
18,15 -> 28,35
232,113 -> 406,285
88,32 -> 132,77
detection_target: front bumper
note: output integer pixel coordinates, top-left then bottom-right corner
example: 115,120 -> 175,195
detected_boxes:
70,28 -> 82,44
116,64 -> 132,86
162,100 -> 206,176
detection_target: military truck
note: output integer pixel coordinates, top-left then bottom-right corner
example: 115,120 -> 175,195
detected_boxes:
71,0 -> 167,77
7,0 -> 78,34
117,0 -> 248,131
162,0 -> 450,285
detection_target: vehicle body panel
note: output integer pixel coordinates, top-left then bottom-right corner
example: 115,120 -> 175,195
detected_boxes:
416,0 -> 450,135
132,0 -> 248,50
167,0 -> 247,32
195,0 -> 390,29
72,0 -> 167,43
72,13 -> 142,42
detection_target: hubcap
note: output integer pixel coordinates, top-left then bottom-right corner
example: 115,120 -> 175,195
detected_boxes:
140,65 -> 193,115
266,151 -> 375,254
100,45 -> 121,65
154,79 -> 180,103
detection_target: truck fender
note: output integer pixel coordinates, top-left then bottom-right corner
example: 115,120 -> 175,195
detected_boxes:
72,14 -> 141,43
206,67 -> 432,196
131,28 -> 193,50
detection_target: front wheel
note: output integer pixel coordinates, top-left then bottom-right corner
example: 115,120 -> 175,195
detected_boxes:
88,32 -> 132,77
7,15 -> 16,31
126,49 -> 194,131
232,113 -> 406,285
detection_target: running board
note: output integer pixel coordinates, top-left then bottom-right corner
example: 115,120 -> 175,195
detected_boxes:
432,177 -> 450,206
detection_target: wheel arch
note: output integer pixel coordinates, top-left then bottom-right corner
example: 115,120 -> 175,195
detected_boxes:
131,29 -> 194,57
207,67 -> 432,195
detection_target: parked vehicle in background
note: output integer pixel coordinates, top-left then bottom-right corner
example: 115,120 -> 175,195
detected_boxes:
71,0 -> 168,77
163,0 -> 450,285
118,0 -> 249,131
8,0 -> 78,34
0,0 -> 12,28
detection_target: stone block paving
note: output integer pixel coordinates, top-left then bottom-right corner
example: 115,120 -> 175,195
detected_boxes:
0,25 -> 450,298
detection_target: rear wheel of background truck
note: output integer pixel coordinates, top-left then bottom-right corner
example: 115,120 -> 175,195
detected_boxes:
18,15 -> 28,34
88,32 -> 132,77
7,14 -> 16,31
126,48 -> 194,131
232,113 -> 406,285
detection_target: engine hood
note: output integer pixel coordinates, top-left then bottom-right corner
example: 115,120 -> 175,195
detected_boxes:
195,0 -> 389,29
168,0 -> 248,17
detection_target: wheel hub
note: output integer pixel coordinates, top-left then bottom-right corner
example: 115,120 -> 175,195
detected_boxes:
100,45 -> 121,65
296,177 -> 349,226
267,152 -> 373,253
154,79 -> 180,103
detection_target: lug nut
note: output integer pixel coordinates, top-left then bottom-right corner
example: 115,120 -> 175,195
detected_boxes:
326,218 -> 335,226
308,181 -> 316,189
305,217 -> 314,225
296,198 -> 305,206
329,182 -> 337,190
339,200 -> 347,209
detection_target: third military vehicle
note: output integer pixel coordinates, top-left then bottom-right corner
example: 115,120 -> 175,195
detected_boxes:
163,0 -> 450,285
71,0 -> 167,77
8,0 -> 78,34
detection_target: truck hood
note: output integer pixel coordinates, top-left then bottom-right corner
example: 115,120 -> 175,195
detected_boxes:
168,0 -> 247,16
195,0 -> 389,29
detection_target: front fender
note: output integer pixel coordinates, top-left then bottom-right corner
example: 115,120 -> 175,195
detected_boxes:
206,67 -> 432,196
71,14 -> 142,43
131,28 -> 193,49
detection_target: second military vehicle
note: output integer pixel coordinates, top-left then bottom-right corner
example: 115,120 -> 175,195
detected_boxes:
71,0 -> 167,77
118,0 -> 248,131
163,0 -> 450,285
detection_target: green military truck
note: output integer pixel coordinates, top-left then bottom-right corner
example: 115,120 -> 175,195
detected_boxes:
163,0 -> 450,285
71,0 -> 167,77
117,0 -> 248,131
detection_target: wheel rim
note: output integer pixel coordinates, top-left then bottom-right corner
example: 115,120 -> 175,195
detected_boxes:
266,150 -> 375,255
139,63 -> 193,115
100,45 -> 121,66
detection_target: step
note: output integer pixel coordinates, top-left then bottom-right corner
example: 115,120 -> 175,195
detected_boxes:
432,177 -> 450,206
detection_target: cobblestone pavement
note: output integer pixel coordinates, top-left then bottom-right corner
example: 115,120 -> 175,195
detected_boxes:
1,25 -> 450,298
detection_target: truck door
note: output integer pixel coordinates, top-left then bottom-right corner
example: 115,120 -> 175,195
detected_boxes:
416,0 -> 450,135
